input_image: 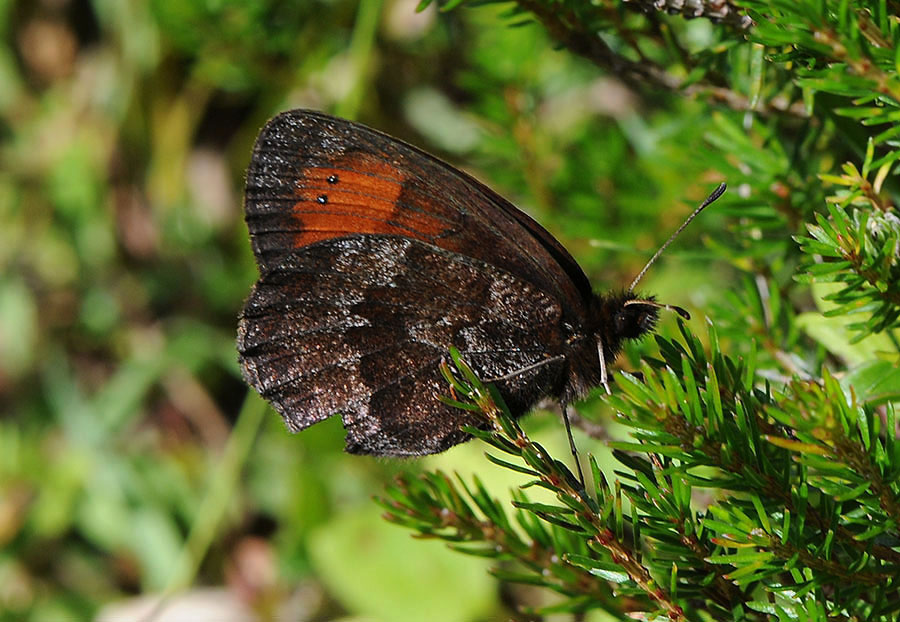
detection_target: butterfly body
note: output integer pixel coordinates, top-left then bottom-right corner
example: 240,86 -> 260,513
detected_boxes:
238,110 -> 660,456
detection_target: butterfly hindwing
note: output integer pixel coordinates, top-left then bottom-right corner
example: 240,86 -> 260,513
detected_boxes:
237,235 -> 568,455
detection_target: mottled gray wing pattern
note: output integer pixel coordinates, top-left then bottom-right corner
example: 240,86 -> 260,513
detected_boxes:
237,235 -> 568,456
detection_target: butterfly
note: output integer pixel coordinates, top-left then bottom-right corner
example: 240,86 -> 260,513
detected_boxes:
237,109 -> 722,459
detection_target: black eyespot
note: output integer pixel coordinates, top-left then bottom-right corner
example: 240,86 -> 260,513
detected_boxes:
327,174 -> 339,184
317,195 -> 328,204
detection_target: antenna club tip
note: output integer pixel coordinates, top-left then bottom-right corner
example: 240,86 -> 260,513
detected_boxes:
704,182 -> 727,206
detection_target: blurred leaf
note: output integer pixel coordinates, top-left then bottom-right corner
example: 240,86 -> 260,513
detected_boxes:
0,278 -> 37,379
797,282 -> 899,365
842,360 -> 900,406
308,505 -> 496,622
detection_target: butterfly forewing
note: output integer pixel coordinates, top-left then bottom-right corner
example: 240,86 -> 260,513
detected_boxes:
243,110 -> 593,313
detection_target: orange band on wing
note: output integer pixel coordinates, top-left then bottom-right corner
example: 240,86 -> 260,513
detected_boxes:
290,152 -> 454,249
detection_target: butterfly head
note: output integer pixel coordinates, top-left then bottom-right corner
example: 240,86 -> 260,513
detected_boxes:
617,295 -> 661,339
591,292 -> 690,361
593,292 -> 656,349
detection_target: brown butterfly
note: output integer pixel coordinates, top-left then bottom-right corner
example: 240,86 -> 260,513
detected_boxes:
237,110 -> 722,461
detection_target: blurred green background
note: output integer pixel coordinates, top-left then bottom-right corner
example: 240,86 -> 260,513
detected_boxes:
0,0 -> 732,620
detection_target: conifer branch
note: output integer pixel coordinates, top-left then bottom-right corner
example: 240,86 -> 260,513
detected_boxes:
380,334 -> 900,618
443,352 -> 690,620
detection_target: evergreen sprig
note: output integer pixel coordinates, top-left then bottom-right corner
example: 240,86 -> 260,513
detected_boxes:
383,1 -> 900,619
379,349 -> 690,620
380,329 -> 900,620
795,143 -> 900,340
608,322 -> 899,617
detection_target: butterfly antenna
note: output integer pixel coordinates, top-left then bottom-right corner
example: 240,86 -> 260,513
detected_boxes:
628,183 -> 726,292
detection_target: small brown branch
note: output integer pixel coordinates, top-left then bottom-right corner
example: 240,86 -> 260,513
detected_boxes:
512,0 -> 809,118
768,533 -> 890,587
516,0 -> 682,93
621,0 -> 753,31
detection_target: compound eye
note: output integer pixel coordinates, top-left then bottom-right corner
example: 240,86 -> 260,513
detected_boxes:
615,311 -> 630,333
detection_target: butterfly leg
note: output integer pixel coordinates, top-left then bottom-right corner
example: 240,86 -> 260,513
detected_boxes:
561,401 -> 586,490
482,354 -> 566,383
482,356 -> 584,489
597,337 -> 612,395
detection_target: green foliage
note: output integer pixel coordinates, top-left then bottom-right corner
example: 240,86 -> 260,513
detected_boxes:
796,149 -> 900,339
374,0 -> 900,620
